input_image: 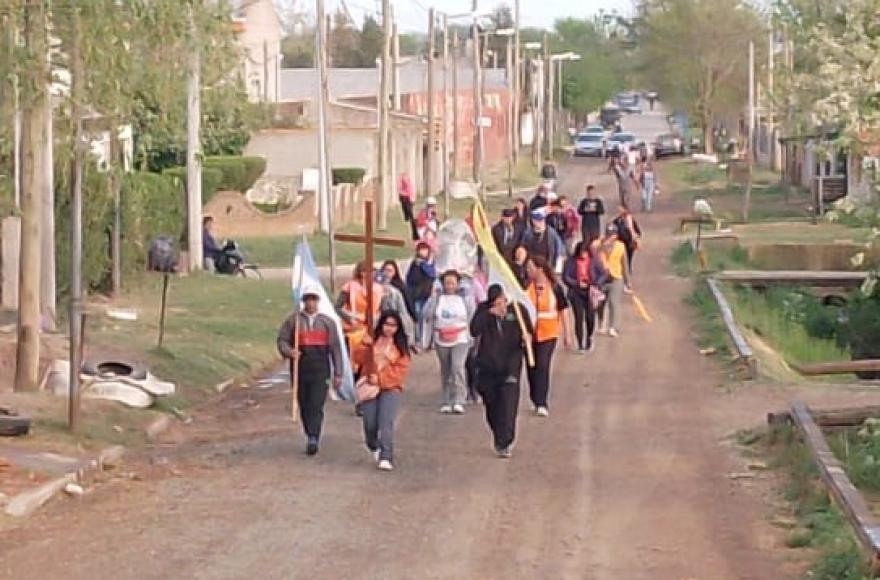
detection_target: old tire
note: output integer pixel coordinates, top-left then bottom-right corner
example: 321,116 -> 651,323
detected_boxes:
81,357 -> 148,381
0,415 -> 31,437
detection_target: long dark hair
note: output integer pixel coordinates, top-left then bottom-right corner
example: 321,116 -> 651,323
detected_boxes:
374,311 -> 409,358
382,259 -> 405,288
527,255 -> 558,286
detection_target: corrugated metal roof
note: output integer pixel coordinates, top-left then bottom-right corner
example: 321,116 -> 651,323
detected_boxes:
280,61 -> 509,103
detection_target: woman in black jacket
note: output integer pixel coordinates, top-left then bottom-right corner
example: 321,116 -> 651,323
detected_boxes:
470,284 -> 533,458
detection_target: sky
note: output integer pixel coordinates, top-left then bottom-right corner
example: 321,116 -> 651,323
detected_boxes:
323,0 -> 633,33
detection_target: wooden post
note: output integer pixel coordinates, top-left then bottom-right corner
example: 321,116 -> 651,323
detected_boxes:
441,14 -> 450,216
69,2 -> 85,431
426,7 -> 435,198
186,2 -> 203,272
392,16 -> 400,110
316,0 -> 335,290
15,0 -> 47,393
452,30 -> 460,181
378,0 -> 391,230
506,35 -> 514,197
544,33 -> 553,160
472,4 -> 483,193
40,96 -> 55,329
513,0 -> 521,165
157,274 -> 170,348
110,131 -> 122,295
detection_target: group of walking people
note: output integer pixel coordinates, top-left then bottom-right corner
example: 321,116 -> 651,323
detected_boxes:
276,163 -> 654,471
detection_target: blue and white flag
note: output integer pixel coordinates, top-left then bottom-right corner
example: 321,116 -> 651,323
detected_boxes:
292,239 -> 356,402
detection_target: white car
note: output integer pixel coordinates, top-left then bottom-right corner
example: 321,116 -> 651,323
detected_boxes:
607,132 -> 636,154
573,133 -> 606,157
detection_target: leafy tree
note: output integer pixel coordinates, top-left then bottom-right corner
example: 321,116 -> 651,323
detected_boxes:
358,15 -> 383,67
636,0 -> 765,153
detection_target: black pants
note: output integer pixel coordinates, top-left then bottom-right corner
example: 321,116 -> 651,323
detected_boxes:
399,196 -> 418,241
297,364 -> 331,439
527,339 -> 557,408
465,346 -> 480,402
581,226 -> 600,245
479,369 -> 520,450
626,245 -> 636,275
569,289 -> 595,349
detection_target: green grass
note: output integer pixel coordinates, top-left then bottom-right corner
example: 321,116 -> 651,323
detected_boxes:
239,196 -> 513,267
669,241 -> 751,277
89,273 -> 292,405
684,282 -> 732,357
727,285 -> 851,365
770,426 -> 867,579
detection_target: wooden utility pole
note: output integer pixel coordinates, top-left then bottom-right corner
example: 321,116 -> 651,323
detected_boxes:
68,0 -> 84,431
747,40 -> 755,161
316,0 -> 336,289
110,131 -> 122,295
452,30 -> 460,181
186,2 -> 203,272
376,0 -> 391,230
15,0 -> 48,393
426,7 -> 435,198
441,15 -> 450,214
40,90 -> 55,328
392,15 -> 400,110
512,0 -> 521,165
472,4 -> 483,194
543,32 -> 552,160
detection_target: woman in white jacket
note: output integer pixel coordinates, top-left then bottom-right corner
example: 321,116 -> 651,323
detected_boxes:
420,270 -> 476,414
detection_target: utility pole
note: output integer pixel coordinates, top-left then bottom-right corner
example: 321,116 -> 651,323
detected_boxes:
378,0 -> 391,229
316,0 -> 336,289
452,30 -> 460,181
512,0 -> 520,165
543,32 -> 552,160
9,21 -> 22,209
505,33 -> 514,197
472,3 -> 484,194
426,7 -> 435,198
392,17 -> 400,110
747,40 -> 755,161
15,0 -> 48,392
442,14 -> 450,215
263,39 -> 269,102
68,0 -> 84,431
186,2 -> 203,272
40,87 -> 55,329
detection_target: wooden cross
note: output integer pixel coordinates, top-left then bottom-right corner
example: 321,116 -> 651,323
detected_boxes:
333,198 -> 406,332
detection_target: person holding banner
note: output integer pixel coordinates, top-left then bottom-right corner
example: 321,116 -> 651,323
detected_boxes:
353,312 -> 411,471
336,261 -> 385,360
471,284 -> 533,458
525,257 -> 571,417
277,286 -> 344,456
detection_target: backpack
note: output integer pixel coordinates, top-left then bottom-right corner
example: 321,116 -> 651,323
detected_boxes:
148,236 -> 178,273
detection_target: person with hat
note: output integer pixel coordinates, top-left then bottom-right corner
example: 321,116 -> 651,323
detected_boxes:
491,208 -> 524,262
470,284 -> 534,458
521,207 -> 566,273
277,286 -> 344,456
415,196 -> 440,240
597,223 -> 631,337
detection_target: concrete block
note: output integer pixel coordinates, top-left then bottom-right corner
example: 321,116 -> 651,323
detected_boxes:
1,216 -> 21,309
5,473 -> 77,517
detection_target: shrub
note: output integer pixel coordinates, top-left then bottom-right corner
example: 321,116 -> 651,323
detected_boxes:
203,155 -> 266,193
120,172 -> 186,271
839,293 -> 880,377
163,166 -> 224,205
332,167 -> 366,185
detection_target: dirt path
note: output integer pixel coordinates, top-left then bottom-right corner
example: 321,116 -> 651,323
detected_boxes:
5,156 -> 872,579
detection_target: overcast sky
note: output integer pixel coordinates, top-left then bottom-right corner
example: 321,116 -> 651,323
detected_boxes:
323,0 -> 633,33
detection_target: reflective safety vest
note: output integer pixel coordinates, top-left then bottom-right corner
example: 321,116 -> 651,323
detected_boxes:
527,283 -> 561,342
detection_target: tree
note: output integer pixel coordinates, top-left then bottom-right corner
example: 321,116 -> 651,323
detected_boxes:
358,15 -> 383,67
329,9 -> 360,67
636,0 -> 765,153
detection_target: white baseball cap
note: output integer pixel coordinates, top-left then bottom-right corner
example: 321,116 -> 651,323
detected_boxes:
426,196 -> 437,205
301,285 -> 322,299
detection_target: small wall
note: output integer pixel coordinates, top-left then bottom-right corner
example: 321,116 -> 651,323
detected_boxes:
206,180 -> 370,240
747,243 -> 880,271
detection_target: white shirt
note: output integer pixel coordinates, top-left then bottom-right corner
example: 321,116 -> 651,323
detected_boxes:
434,294 -> 469,347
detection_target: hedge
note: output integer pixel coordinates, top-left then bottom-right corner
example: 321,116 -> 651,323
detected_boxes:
332,167 -> 366,185
55,167 -> 185,294
163,166 -> 224,205
203,155 -> 266,193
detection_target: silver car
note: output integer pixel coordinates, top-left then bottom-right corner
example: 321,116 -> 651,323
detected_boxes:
574,133 -> 606,157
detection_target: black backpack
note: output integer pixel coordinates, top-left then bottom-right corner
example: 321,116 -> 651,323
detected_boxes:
148,236 -> 178,273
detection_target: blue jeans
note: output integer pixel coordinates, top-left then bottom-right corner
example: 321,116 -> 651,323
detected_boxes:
361,390 -> 401,461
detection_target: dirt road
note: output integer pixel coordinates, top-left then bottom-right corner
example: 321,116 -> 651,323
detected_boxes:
1,156 -> 807,579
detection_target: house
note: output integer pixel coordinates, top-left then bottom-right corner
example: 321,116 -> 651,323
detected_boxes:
779,133 -> 850,206
231,0 -> 283,103
262,60 -> 513,196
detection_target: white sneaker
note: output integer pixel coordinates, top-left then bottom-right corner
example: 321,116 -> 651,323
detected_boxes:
496,447 -> 512,458
452,404 -> 465,414
440,405 -> 453,414
608,328 -> 619,338
536,406 -> 550,417
368,448 -> 380,463
377,459 -> 394,471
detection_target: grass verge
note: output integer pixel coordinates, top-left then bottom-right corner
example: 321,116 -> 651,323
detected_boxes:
770,425 -> 867,579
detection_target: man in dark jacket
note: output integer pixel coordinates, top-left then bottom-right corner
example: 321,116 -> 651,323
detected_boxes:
470,284 -> 533,458
277,286 -> 344,456
405,241 -> 437,342
577,184 -> 605,243
491,208 -> 523,262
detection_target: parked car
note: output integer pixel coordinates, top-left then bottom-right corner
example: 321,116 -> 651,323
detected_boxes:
615,92 -> 642,114
600,105 -> 622,129
581,125 -> 608,137
652,133 -> 684,157
573,133 -> 606,157
607,131 -> 637,154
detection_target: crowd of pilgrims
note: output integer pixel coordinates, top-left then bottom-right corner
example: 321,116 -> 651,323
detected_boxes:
278,157 -> 654,471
